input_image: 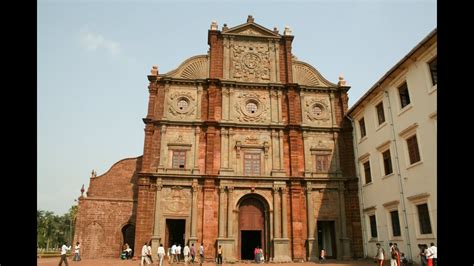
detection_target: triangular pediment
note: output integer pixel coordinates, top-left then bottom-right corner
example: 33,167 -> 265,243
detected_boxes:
223,22 -> 281,38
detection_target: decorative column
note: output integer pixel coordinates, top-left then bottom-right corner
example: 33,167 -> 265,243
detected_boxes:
218,186 -> 226,237
338,182 -> 351,260
192,127 -> 200,174
227,187 -> 234,237
306,183 -> 317,261
157,125 -> 167,171
189,180 -> 199,245
303,131 -> 311,177
151,180 -> 163,261
278,130 -> 285,170
281,187 -> 288,239
273,186 -> 291,262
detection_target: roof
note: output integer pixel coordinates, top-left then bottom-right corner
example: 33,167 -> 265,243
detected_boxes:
346,28 -> 437,117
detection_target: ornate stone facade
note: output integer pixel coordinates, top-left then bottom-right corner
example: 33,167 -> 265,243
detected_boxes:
74,16 -> 363,262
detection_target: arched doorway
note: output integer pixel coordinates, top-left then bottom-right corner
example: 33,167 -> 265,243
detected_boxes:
238,194 -> 269,261
122,224 -> 135,257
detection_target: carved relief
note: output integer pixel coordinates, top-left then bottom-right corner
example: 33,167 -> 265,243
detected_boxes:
162,186 -> 191,214
168,90 -> 196,119
231,42 -> 270,82
305,97 -> 330,122
233,91 -> 269,123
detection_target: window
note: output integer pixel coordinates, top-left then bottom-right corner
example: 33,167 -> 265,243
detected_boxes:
246,102 -> 258,114
172,150 -> 186,169
382,149 -> 393,175
417,203 -> 432,234
398,82 -> 411,108
177,99 -> 189,110
363,161 -> 372,184
390,210 -> 401,237
406,135 -> 421,164
429,57 -> 437,85
315,154 -> 330,173
244,153 -> 260,175
359,118 -> 366,138
376,102 -> 385,125
369,215 -> 378,238
313,105 -> 322,117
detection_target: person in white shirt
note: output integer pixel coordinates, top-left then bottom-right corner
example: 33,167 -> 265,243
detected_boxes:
141,242 -> 151,266
72,241 -> 81,261
425,244 -> 434,266
176,244 -> 182,263
183,244 -> 190,265
430,243 -> 437,266
171,243 -> 177,264
58,241 -> 71,266
147,242 -> 153,263
158,243 -> 166,266
199,242 -> 204,266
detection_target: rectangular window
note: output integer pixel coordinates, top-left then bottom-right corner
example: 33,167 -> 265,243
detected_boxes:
172,150 -> 186,169
398,82 -> 411,108
363,161 -> 372,184
369,215 -> 378,238
244,153 -> 261,175
429,57 -> 437,85
376,102 -> 386,125
417,203 -> 432,234
382,149 -> 393,175
315,154 -> 330,173
390,210 -> 401,237
359,118 -> 366,138
406,135 -> 421,164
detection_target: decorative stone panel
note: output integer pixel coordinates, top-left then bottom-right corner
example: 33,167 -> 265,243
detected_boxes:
231,90 -> 270,123
161,186 -> 192,215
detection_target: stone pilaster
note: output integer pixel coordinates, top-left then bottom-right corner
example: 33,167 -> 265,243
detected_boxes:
273,186 -> 291,262
339,182 -> 351,260
189,180 -> 199,245
218,185 -> 226,237
306,183 -> 317,261
151,180 -> 163,261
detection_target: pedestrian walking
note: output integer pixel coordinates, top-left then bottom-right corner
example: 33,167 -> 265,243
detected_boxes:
217,245 -> 223,264
147,241 -> 153,264
141,242 -> 151,266
72,241 -> 81,261
374,243 -> 385,266
184,243 -> 190,265
158,243 -> 166,266
199,242 -> 205,266
190,243 -> 196,264
58,241 -> 71,266
429,242 -> 437,266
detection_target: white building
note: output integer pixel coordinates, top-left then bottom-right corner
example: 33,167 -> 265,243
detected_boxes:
346,29 -> 436,264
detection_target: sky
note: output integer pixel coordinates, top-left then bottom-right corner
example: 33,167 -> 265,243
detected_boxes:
38,0 -> 436,215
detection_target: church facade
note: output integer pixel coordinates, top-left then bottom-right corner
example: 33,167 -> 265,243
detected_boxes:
73,16 -> 363,262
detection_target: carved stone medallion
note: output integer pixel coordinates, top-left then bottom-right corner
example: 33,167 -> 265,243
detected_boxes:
231,42 -> 270,82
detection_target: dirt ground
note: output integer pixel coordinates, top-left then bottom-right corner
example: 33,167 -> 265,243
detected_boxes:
37,258 -> 377,266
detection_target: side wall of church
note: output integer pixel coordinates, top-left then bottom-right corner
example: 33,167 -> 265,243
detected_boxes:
74,157 -> 141,258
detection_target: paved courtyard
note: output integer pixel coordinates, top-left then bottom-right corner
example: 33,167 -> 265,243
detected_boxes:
38,258 -> 377,266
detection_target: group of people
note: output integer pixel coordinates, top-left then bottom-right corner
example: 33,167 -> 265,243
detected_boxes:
140,241 -> 206,266
253,246 -> 264,263
58,241 -> 81,265
417,243 -> 437,266
121,243 -> 133,259
374,242 -> 437,266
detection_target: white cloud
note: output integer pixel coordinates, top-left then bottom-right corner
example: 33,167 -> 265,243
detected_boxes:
79,28 -> 121,56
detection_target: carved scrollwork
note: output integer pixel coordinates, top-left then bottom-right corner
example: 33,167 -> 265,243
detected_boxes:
234,92 -> 269,123
305,97 -> 330,122
231,42 -> 270,82
162,186 -> 191,213
168,91 -> 196,119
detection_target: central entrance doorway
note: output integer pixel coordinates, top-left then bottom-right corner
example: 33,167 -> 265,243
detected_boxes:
165,219 -> 185,248
241,230 -> 261,259
238,195 -> 268,261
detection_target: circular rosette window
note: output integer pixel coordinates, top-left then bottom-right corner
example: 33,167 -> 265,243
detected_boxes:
241,99 -> 264,117
175,97 -> 190,114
